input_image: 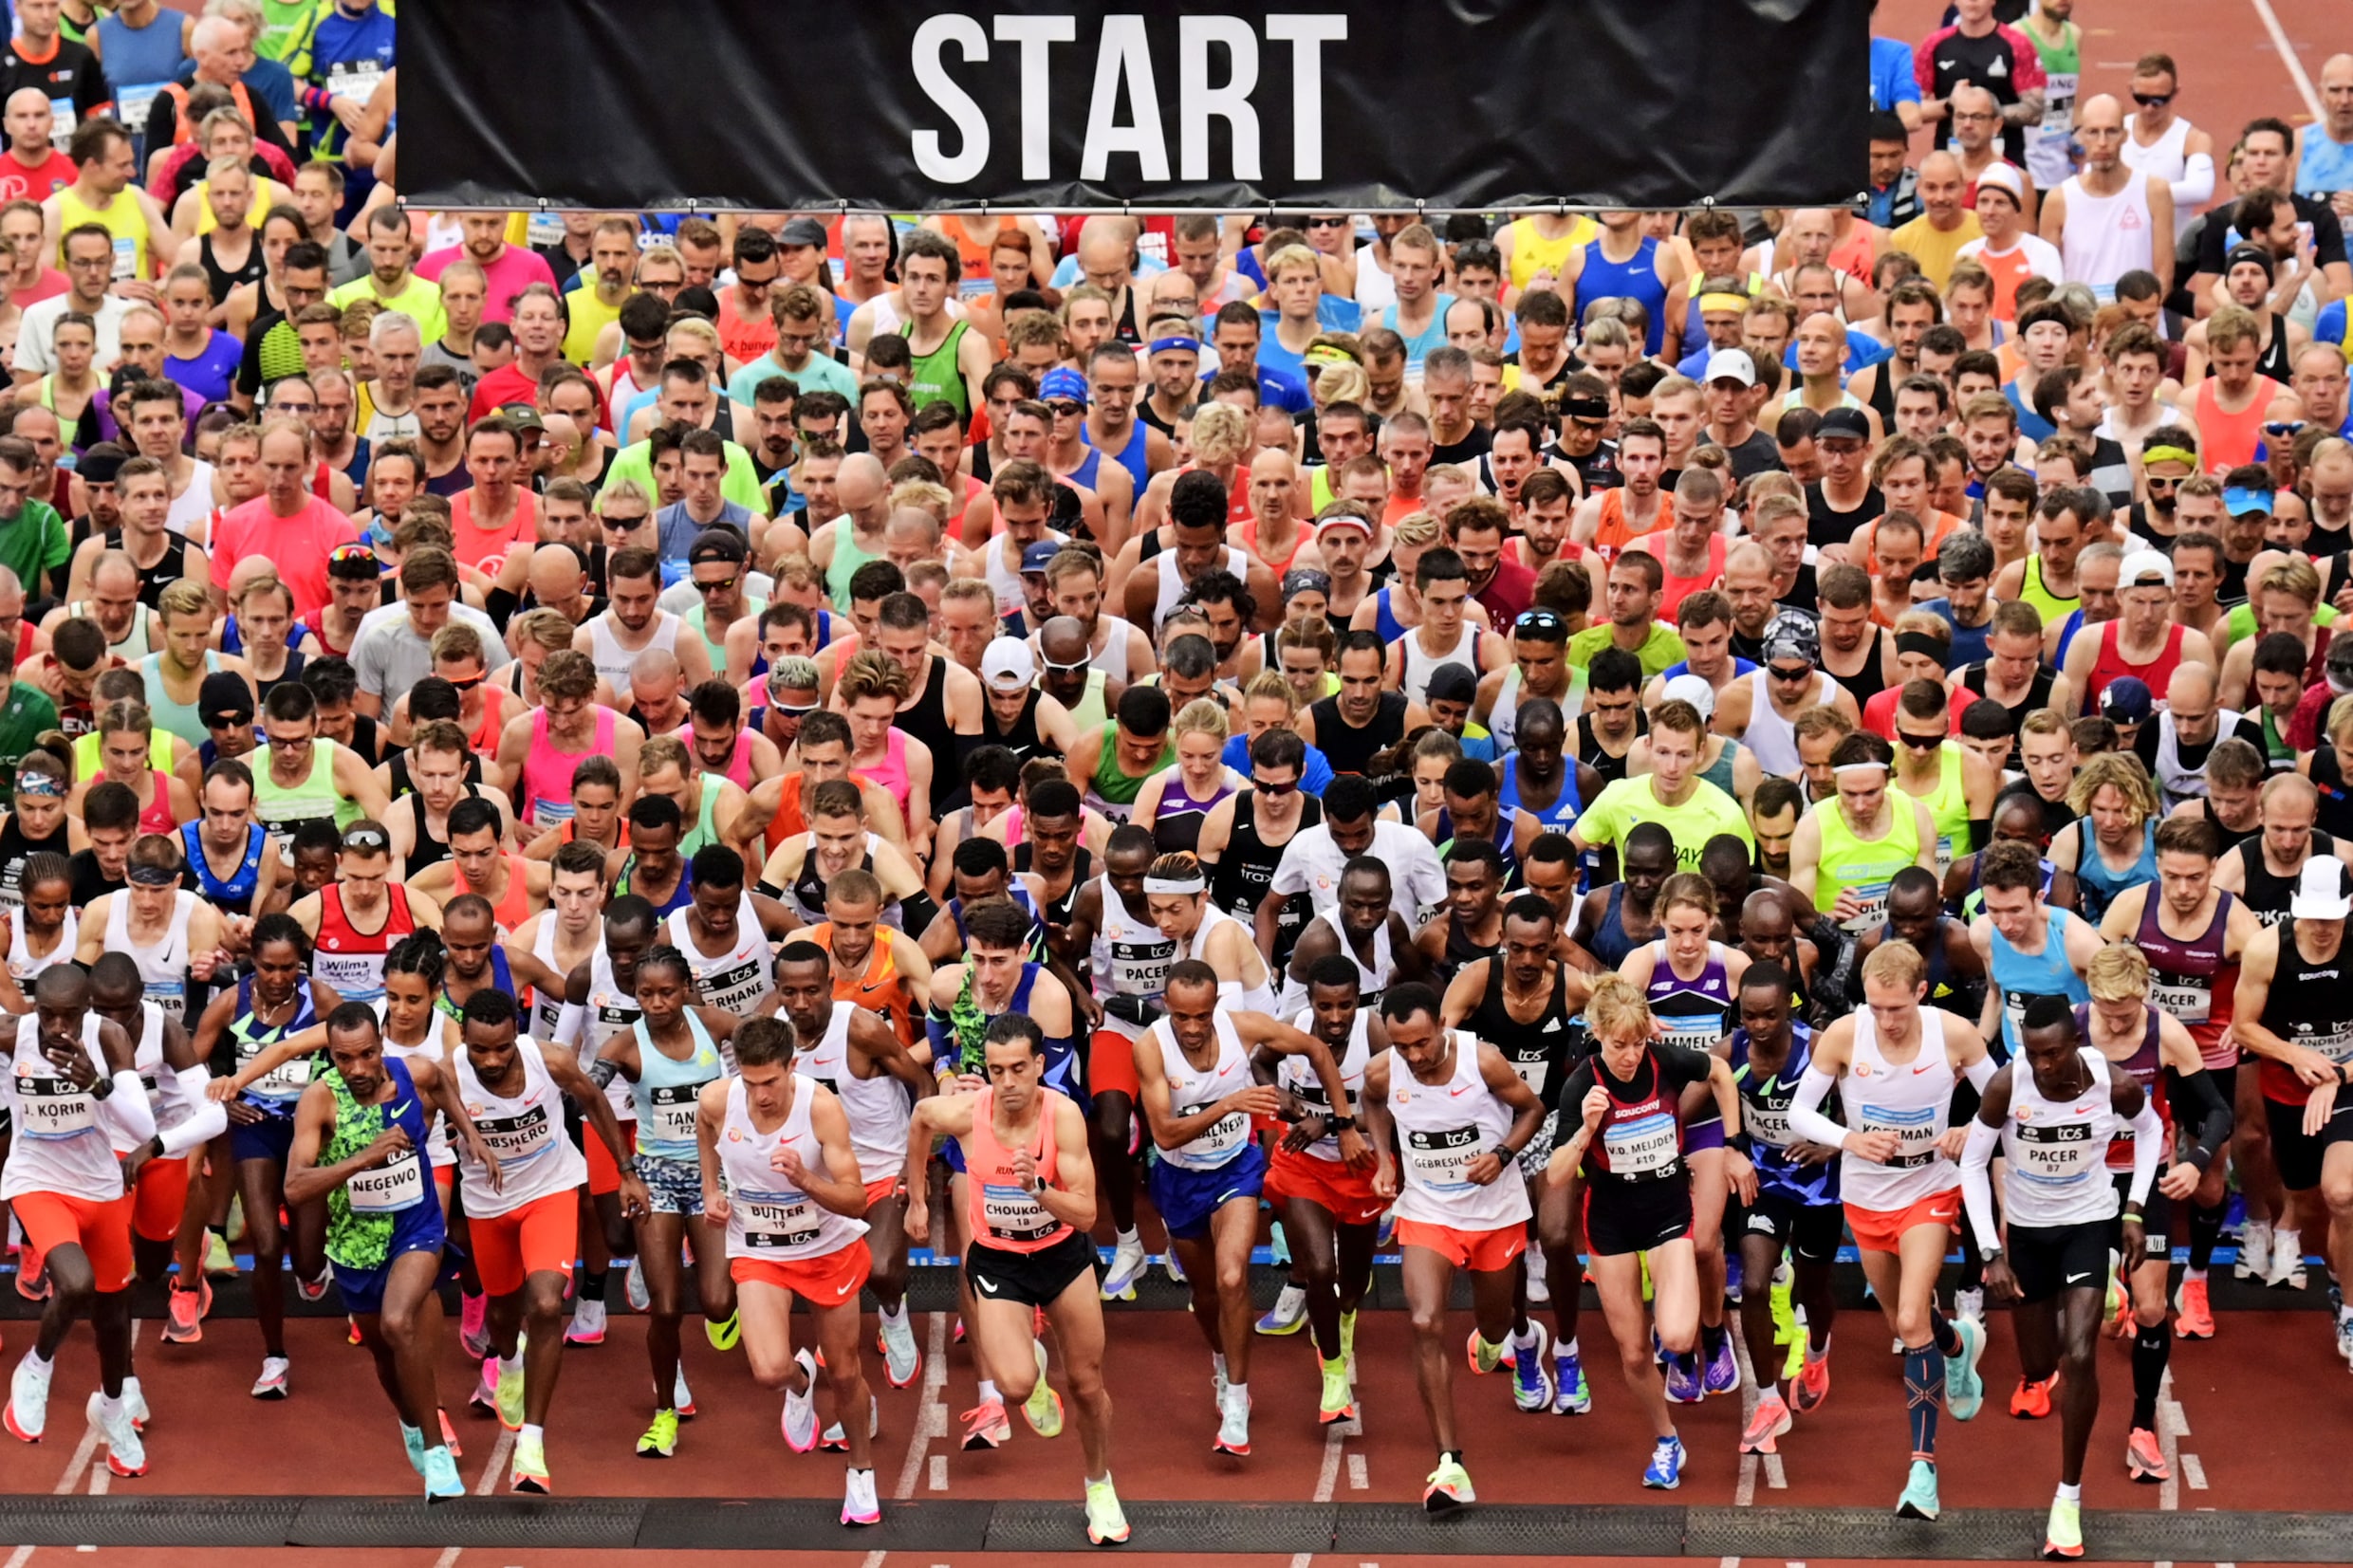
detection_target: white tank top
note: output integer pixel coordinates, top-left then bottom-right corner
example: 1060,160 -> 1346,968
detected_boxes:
1147,1009 -> 1254,1171
1839,1005 -> 1961,1210
1154,545 -> 1249,633
1740,671 -> 1832,779
2121,113 -> 2191,184
1087,874 -> 1176,1041
985,527 -> 1066,618
1278,1006 -> 1369,1162
2058,174 -> 2157,298
1352,242 -> 1397,311
792,1000 -> 913,1184
454,1040 -> 586,1217
374,995 -> 454,1167
528,913 -> 596,1041
1397,623 -> 1479,707
108,890 -> 195,1025
1088,614 -> 1137,681
575,945 -> 640,1122
1998,1046 -> 2121,1228
1278,907 -> 1394,1018
587,610 -> 681,703
1183,902 -> 1272,1011
8,906 -> 77,984
665,895 -> 773,1023
718,1072 -> 869,1263
1383,1033 -> 1530,1230
4,1013 -> 120,1202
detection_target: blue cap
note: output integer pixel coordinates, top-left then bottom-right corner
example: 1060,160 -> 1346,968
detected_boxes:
1020,540 -> 1062,573
2222,485 -> 2274,516
1038,367 -> 1091,405
2100,675 -> 2153,725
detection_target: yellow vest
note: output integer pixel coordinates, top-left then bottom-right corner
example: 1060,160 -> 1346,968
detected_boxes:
55,184 -> 150,281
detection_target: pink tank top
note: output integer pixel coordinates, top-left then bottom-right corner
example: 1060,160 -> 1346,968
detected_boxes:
861,729 -> 912,821
674,725 -> 754,791
139,770 -> 175,836
524,706 -> 617,829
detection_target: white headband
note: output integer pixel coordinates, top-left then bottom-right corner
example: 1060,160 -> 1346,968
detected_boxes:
1833,761 -> 1891,777
1143,875 -> 1207,895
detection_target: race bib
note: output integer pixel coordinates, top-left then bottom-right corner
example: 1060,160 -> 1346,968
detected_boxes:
144,978 -> 186,1025
530,798 -> 577,833
1746,1101 -> 1794,1149
1402,1124 -> 1482,1190
324,60 -> 385,103
346,1153 -> 428,1212
1656,1015 -> 1723,1052
46,99 -> 73,142
1506,1051 -> 1550,1098
981,1179 -> 1055,1240
113,82 -> 162,148
239,1037 -> 311,1099
1856,1104 -> 1939,1168
1602,1110 -> 1678,1176
2150,972 -> 2211,1026
1842,881 -> 1892,935
695,958 -> 765,1013
648,1082 -> 701,1144
15,1074 -> 93,1137
2307,1025 -> 2353,1064
1109,939 -> 1173,997
739,1190 -> 822,1250
473,1102 -> 555,1163
1180,1100 -> 1247,1159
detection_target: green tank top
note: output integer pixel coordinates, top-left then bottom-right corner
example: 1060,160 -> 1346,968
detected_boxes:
686,595 -> 765,676
2261,703 -> 2298,766
824,522 -> 882,614
679,780 -> 720,857
252,737 -> 358,842
321,1069 -> 394,1268
901,319 -> 973,422
2017,555 -> 2080,627
138,651 -> 221,747
1086,721 -> 1173,818
1813,791 -> 1924,936
1893,742 -> 1971,875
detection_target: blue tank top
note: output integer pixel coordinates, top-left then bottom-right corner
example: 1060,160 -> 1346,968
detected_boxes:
1730,1021 -> 1839,1204
2071,821 -> 2158,924
232,970 -> 323,1116
1067,446 -> 1104,493
182,821 -> 266,912
1373,586 -> 1409,645
630,1009 -> 724,1163
1587,882 -> 1641,970
1082,420 -> 1150,492
435,948 -> 515,1023
367,1056 -> 436,1216
1574,235 -> 1670,356
1989,905 -> 2091,1061
1658,657 -> 1757,684
1496,752 -> 1582,837
1432,806 -> 1522,888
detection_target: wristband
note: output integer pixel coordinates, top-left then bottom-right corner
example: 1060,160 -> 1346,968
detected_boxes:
1328,1114 -> 1357,1133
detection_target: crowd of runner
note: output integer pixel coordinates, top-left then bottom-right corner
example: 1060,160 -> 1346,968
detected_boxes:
0,0 -> 2348,1556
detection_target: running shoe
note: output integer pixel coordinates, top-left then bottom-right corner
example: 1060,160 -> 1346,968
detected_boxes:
1897,1457 -> 1940,1521
14,1256 -> 45,1301
294,1263 -> 332,1303
460,1291 -> 491,1359
346,1317 -> 361,1347
250,1356 -> 290,1401
625,1254 -> 650,1313
1741,1390 -> 1792,1455
782,1349 -> 820,1453
1099,1234 -> 1147,1301
1255,1282 -> 1308,1336
880,1309 -> 920,1388
843,1467 -> 880,1527
1161,1246 -> 1187,1285
438,1407 -> 463,1459
705,1309 -> 741,1351
1339,1310 -> 1359,1384
960,1399 -> 1010,1449
2235,1220 -> 2272,1282
2337,1313 -> 2353,1375
1377,1209 -> 1397,1249
2125,1426 -> 2169,1483
1551,1344 -> 1592,1415
1702,1330 -> 1739,1395
1527,1245 -> 1550,1305
674,1366 -> 696,1420
1214,1385 -> 1251,1455
565,1298 -> 608,1346
1510,1324 -> 1553,1411
1269,1220 -> 1290,1267
1085,1475 -> 1131,1544
1642,1434 -> 1687,1489
2010,1372 -> 2058,1419
1465,1328 -> 1507,1375
470,1356 -> 499,1416
1422,1455 -> 1474,1513
494,1360 -> 525,1432
421,1444 -> 464,1501
2270,1231 -> 2308,1291
1793,1353 -> 1831,1415
636,1409 -> 679,1458
1662,1351 -> 1705,1405
1944,1316 -> 1986,1421
402,1423 -> 425,1475
2104,1274 -> 2133,1339
203,1230 -> 238,1278
1317,1356 -> 1356,1425
162,1282 -> 205,1345
2041,1494 -> 2083,1559
1769,1271 -> 1798,1355
1953,1285 -> 1985,1322
2173,1276 -> 2215,1339
1212,1354 -> 1228,1409
120,1376 -> 147,1432
1024,1341 -> 1064,1438
4,1350 -> 47,1442
510,1429 -> 551,1493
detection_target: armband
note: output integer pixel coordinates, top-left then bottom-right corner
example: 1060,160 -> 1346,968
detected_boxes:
586,1059 -> 620,1090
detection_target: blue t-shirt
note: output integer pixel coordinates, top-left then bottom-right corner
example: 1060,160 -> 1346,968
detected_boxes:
1870,37 -> 1922,113
1783,330 -> 1888,379
1383,293 -> 1456,374
1209,363 -> 1311,415
2316,298 -> 2350,353
167,330 -> 244,406
1919,600 -> 1992,671
1223,732 -> 1335,797
1048,252 -> 1167,289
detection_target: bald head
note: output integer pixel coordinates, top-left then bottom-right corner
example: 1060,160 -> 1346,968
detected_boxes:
630,647 -> 682,705
1918,150 -> 1964,183
528,544 -> 586,602
1040,615 -> 1089,666
2166,661 -> 2216,711
836,452 -> 887,517
1250,447 -> 1293,482
91,552 -> 139,596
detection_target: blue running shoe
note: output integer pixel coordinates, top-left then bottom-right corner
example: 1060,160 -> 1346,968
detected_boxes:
1702,1331 -> 1739,1395
1551,1344 -> 1592,1415
1945,1316 -> 1987,1422
1510,1323 -> 1552,1411
1663,1350 -> 1705,1404
1642,1435 -> 1687,1489
1898,1457 -> 1940,1520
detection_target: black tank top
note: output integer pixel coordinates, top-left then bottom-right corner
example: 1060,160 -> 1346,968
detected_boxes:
0,813 -> 67,907
2193,797 -> 2262,861
387,747 -> 485,800
1308,691 -> 1406,776
1958,661 -> 2055,741
1865,359 -> 1899,429
1578,710 -> 1646,790
199,230 -> 266,305
104,527 -> 195,607
1468,958 -> 1585,1113
897,657 -> 958,782
1825,633 -> 1888,712
1014,841 -> 1092,929
2242,834 -> 2336,927
254,649 -> 307,704
1442,915 -> 1503,984
984,688 -> 1048,764
399,782 -> 483,879
1209,791 -> 1322,971
2257,920 -> 2353,1055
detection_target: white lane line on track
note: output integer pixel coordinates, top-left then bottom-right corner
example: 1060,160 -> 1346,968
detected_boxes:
2250,0 -> 2325,122
1287,1405 -> 1361,1568
863,1309 -> 951,1568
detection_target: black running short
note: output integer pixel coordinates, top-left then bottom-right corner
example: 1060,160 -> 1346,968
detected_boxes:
1581,1177 -> 1692,1258
2108,1172 -> 2169,1256
2266,1094 -> 2353,1193
1735,1192 -> 1845,1265
965,1228 -> 1098,1309
2007,1219 -> 2111,1305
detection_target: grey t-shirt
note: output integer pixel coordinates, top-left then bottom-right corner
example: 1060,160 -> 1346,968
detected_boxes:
349,602 -> 512,701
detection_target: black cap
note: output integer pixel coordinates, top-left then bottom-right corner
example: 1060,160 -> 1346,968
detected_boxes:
1426,662 -> 1479,706
76,442 -> 128,486
778,216 -> 829,249
1817,408 -> 1872,442
687,526 -> 749,565
199,671 -> 255,728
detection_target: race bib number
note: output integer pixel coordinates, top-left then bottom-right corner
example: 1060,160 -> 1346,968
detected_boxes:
1110,940 -> 1173,998
472,1103 -> 555,1163
46,99 -> 73,142
15,1074 -> 93,1137
346,1154 -> 428,1212
981,1179 -> 1055,1240
1180,1101 -> 1248,1159
1602,1110 -> 1679,1176
324,60 -> 385,104
1656,1015 -> 1723,1052
1402,1124 -> 1482,1190
113,82 -> 162,148
1746,1101 -> 1794,1149
144,979 -> 186,1025
1935,838 -> 1955,879
238,1038 -> 311,1099
648,1082 -> 701,1144
696,958 -> 765,1013
531,798 -> 577,833
1856,1104 -> 1939,1168
2011,1117 -> 2101,1184
739,1190 -> 822,1250
2307,1025 -> 2353,1064
2151,973 -> 2211,1026
1842,881 -> 1892,935
2042,71 -> 2078,129
1506,1051 -> 1550,1098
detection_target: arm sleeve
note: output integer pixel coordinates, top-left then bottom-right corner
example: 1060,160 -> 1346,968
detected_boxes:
156,1066 -> 226,1158
98,1070 -> 157,1147
2165,1064 -> 2233,1171
553,1002 -> 587,1051
2126,1097 -> 2166,1208
1959,1115 -> 2003,1251
1961,1050 -> 1999,1093
1786,1065 -> 1847,1150
2172,152 -> 2215,212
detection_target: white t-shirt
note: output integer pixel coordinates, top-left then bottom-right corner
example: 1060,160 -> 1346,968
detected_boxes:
16,292 -> 130,377
1267,819 -> 1448,929
1955,232 -> 2066,290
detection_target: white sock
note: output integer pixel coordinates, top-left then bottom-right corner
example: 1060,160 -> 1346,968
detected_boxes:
2279,1229 -> 2303,1260
499,1352 -> 522,1376
1558,1336 -> 1579,1357
2057,1481 -> 2082,1502
1511,1323 -> 1541,1351
1226,1380 -> 1246,1402
521,1423 -> 544,1445
26,1347 -> 48,1369
99,1393 -> 122,1419
2185,1265 -> 2207,1281
1117,1227 -> 1139,1247
976,1378 -> 1000,1405
880,1300 -> 907,1326
1212,1352 -> 1227,1381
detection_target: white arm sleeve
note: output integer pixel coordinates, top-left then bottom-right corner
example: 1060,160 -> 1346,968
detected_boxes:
155,1065 -> 227,1158
1959,1116 -> 2004,1252
554,1001 -> 588,1054
1962,1050 -> 1999,1093
98,1070 -> 157,1146
1786,1065 -> 1848,1151
2126,1098 -> 2166,1208
2172,151 -> 2215,212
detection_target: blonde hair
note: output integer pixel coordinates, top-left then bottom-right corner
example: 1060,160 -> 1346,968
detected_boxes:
1586,973 -> 1656,1042
1861,939 -> 1925,992
888,479 -> 954,523
1265,243 -> 1322,282
1172,697 -> 1230,744
1312,360 -> 1369,406
1388,511 -> 1446,551
1190,401 -> 1251,466
1241,670 -> 1298,712
638,734 -> 691,783
2086,943 -> 2150,1003
838,649 -> 913,707
2065,750 -> 2158,821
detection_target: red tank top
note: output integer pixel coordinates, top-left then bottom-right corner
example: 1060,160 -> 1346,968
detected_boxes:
1595,489 -> 1673,566
2194,376 -> 2283,475
318,883 -> 415,957
2085,620 -> 2186,713
138,770 -> 176,836
959,1087 -> 1072,1254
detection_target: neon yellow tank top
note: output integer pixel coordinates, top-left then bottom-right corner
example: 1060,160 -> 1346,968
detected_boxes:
1892,742 -> 1971,876
55,185 -> 149,281
1506,215 -> 1599,291
2016,554 -> 2080,626
1813,794 -> 1923,935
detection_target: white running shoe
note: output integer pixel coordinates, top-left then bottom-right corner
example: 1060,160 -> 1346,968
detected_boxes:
86,1392 -> 143,1477
1527,1245 -> 1550,1305
842,1466 -> 880,1526
880,1309 -> 920,1388
1100,1233 -> 1147,1301
120,1375 -> 148,1431
782,1349 -> 819,1453
250,1356 -> 290,1400
1254,1283 -> 1308,1336
5,1349 -> 51,1441
626,1255 -> 651,1313
1214,1385 -> 1251,1455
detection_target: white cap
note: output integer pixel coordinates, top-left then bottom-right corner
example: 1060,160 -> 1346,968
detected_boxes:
1974,162 -> 2026,204
2118,548 -> 2174,590
2291,857 -> 2353,920
980,638 -> 1038,692
1662,672 -> 1717,720
1702,348 -> 1756,388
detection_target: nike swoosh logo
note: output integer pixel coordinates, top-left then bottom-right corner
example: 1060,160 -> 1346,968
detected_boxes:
1911,1065 -> 1932,1075
1448,1084 -> 1474,1097
2066,1272 -> 2090,1284
976,1277 -> 1000,1295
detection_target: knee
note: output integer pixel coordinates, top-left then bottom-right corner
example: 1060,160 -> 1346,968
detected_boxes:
1537,1210 -> 1576,1259
746,1343 -> 796,1389
379,1304 -> 418,1349
697,1283 -> 735,1324
1892,1305 -> 1931,1346
1214,1255 -> 1250,1299
2060,1337 -> 2098,1377
1408,1302 -> 1449,1342
524,1279 -> 567,1325
1656,1318 -> 1696,1356
995,1359 -> 1038,1406
1289,1245 -> 1336,1293
2321,1172 -> 2353,1217
1090,1098 -> 1131,1151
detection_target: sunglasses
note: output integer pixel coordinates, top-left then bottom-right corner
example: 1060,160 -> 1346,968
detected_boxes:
1046,401 -> 1085,417
1515,610 -> 1565,634
774,700 -> 819,717
444,673 -> 485,692
1252,775 -> 1300,795
1044,657 -> 1091,674
328,543 -> 376,563
2264,420 -> 2307,437
695,574 -> 741,592
602,514 -> 648,529
1768,664 -> 1815,682
1896,729 -> 1945,750
1305,217 -> 1349,230
2133,92 -> 2174,107
342,828 -> 389,851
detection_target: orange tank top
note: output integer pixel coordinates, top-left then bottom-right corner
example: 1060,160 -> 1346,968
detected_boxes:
1595,489 -> 1673,566
486,854 -> 533,932
2195,375 -> 2282,476
804,921 -> 918,1044
959,1087 -> 1072,1254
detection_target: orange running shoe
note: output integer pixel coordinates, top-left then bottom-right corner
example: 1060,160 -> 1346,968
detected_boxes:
2173,1275 -> 2216,1339
2010,1372 -> 2058,1419
2125,1426 -> 2169,1483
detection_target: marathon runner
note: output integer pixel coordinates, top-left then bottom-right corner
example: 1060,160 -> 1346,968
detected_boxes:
552,896 -> 659,1343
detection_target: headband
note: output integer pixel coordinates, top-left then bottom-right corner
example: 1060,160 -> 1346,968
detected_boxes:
1833,761 -> 1891,777
1149,335 -> 1200,357
1304,344 -> 1358,368
1142,875 -> 1207,895
1895,631 -> 1948,661
13,771 -> 62,798
2142,444 -> 2197,469
1562,396 -> 1610,420
1698,291 -> 1751,313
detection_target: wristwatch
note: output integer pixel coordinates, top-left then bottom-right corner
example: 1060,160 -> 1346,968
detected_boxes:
1029,1174 -> 1048,1197
1328,1114 -> 1357,1133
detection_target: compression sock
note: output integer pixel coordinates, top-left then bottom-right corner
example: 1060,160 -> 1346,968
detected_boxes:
1904,1343 -> 1944,1457
1928,1309 -> 1963,1358
578,1267 -> 607,1302
2188,1202 -> 2226,1275
1701,1319 -> 1729,1359
2131,1321 -> 2168,1430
